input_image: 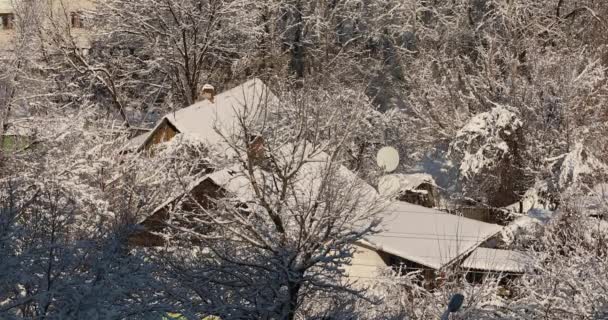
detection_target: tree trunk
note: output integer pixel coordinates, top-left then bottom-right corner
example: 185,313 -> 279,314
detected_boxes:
283,280 -> 302,320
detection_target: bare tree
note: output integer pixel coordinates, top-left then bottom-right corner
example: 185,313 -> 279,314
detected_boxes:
153,85 -> 384,319
95,0 -> 259,108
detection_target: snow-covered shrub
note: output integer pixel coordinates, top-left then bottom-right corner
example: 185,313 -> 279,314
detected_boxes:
450,105 -> 522,179
506,201 -> 608,319
347,267 -> 508,320
449,105 -> 530,207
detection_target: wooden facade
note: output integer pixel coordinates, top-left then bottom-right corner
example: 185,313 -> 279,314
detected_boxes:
143,119 -> 179,150
128,178 -> 224,247
347,243 -> 457,290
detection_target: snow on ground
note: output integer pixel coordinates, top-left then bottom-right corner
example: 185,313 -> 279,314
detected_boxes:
500,208 -> 554,246
503,188 -> 547,213
571,183 -> 608,217
556,143 -> 608,190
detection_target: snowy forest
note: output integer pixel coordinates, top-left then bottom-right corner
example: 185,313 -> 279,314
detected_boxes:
1,0 -> 608,319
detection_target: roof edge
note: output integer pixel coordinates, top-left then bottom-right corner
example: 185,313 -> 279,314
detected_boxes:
136,117 -> 180,151
359,224 -> 504,271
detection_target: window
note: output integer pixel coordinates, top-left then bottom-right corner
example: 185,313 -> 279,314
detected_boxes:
70,12 -> 83,28
0,13 -> 14,30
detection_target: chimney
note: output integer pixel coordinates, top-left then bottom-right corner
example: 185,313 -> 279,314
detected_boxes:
199,84 -> 215,102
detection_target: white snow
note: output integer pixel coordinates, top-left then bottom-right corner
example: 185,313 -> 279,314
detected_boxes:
156,170 -> 503,271
122,132 -> 150,151
503,215 -> 539,236
461,247 -> 529,273
378,173 -> 435,198
3,118 -> 36,136
503,188 -> 547,213
527,208 -> 554,224
139,78 -> 278,154
554,142 -> 608,190
365,201 -> 504,270
133,79 -> 504,273
456,105 -> 521,139
579,183 -> 608,217
205,166 -> 258,202
450,105 -> 522,178
145,148 -> 379,221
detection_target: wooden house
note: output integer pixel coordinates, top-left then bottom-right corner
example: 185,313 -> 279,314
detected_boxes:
0,0 -> 95,54
125,78 -> 510,287
461,247 -> 529,296
125,78 -> 275,153
345,201 -> 503,285
129,166 -> 505,287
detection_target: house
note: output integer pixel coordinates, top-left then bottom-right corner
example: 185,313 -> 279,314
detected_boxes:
128,149 -> 380,247
0,0 -> 95,54
0,0 -> 14,55
457,205 -> 512,225
129,166 -> 504,285
132,78 -> 276,153
128,168 -> 233,247
346,201 -> 503,283
126,78 -> 508,286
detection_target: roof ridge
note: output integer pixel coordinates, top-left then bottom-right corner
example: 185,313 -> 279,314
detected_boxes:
162,78 -> 265,129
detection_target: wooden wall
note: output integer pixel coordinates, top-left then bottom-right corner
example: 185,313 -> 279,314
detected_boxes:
128,178 -> 223,247
344,243 -> 390,280
144,120 -> 179,150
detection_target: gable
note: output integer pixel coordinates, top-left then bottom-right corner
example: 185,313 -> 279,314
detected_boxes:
142,118 -> 180,150
134,78 -> 276,152
128,177 -> 225,247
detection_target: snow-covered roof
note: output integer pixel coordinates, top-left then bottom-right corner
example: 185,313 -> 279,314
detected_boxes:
139,78 -> 277,153
145,153 -> 501,270
548,143 -> 608,190
146,165 -> 245,219
461,247 -> 529,273
205,167 -> 257,201
136,78 -> 503,267
122,132 -> 150,151
378,173 -> 435,197
147,148 -> 379,220
365,202 -> 503,270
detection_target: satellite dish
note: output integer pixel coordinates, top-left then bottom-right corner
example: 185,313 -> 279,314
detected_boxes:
376,146 -> 399,173
441,293 -> 465,320
447,293 -> 465,313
